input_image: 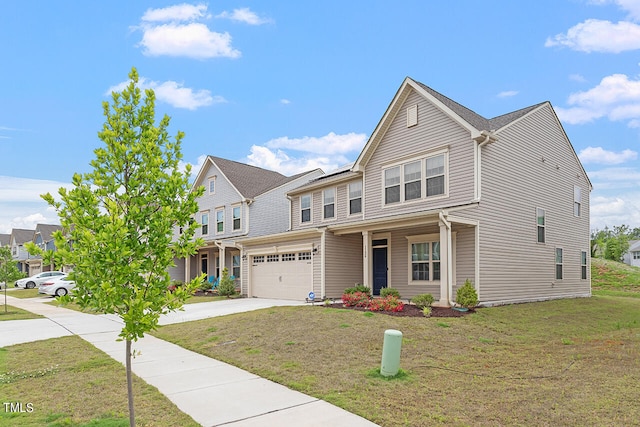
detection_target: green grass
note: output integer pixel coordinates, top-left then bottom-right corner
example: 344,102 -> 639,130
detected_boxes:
0,336 -> 199,427
154,294 -> 640,427
0,305 -> 43,321
592,257 -> 640,293
7,289 -> 41,299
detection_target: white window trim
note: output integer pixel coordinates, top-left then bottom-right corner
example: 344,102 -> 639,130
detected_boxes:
232,204 -> 242,232
322,187 -> 337,221
406,233 -> 441,285
581,250 -> 588,280
536,207 -> 546,244
347,180 -> 363,217
574,185 -> 581,217
201,211 -> 210,236
300,194 -> 313,225
381,148 -> 449,208
215,208 -> 224,235
208,176 -> 216,195
555,247 -> 563,280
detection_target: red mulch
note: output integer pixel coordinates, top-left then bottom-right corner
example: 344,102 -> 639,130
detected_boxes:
323,303 -> 473,318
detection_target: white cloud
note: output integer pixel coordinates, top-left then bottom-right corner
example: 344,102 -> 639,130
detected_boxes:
569,73 -> 587,83
555,74 -> 640,125
107,77 -> 224,110
590,193 -> 640,229
0,176 -> 70,234
142,4 -> 209,22
589,0 -> 640,21
265,132 -> 367,155
280,99 -> 291,105
497,90 -> 518,98
247,145 -> 342,176
139,23 -> 241,59
546,19 -> 640,53
578,146 -> 638,164
216,8 -> 271,25
179,154 -> 208,178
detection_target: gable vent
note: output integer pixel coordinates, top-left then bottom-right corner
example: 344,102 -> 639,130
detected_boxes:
407,104 -> 418,127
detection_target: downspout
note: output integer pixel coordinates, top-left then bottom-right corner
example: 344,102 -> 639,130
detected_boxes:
475,130 -> 495,202
439,211 -> 455,306
286,195 -> 293,231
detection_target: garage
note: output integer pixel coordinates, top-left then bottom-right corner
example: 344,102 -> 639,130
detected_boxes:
250,251 -> 313,300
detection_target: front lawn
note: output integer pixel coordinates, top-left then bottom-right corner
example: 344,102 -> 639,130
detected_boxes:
8,289 -> 41,299
154,296 -> 640,427
0,306 -> 42,321
0,336 -> 198,426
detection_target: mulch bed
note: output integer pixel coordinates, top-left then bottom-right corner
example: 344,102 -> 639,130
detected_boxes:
323,303 -> 473,318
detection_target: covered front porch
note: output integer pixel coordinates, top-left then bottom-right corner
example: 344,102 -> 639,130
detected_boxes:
172,240 -> 242,289
327,210 -> 479,305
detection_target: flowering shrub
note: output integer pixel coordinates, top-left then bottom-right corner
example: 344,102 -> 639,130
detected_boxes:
342,291 -> 371,307
342,293 -> 404,312
368,295 -> 404,312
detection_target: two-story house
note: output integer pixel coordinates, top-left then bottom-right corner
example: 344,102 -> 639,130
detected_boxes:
170,156 -> 323,286
0,234 -> 9,248
25,224 -> 63,276
239,77 -> 592,306
10,228 -> 36,273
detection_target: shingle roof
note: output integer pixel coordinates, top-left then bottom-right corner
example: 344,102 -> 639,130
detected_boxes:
209,156 -> 316,198
34,224 -> 63,242
0,234 -> 10,247
10,228 -> 35,245
414,80 -> 545,131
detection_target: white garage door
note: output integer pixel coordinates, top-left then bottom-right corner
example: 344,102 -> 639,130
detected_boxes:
251,252 -> 313,300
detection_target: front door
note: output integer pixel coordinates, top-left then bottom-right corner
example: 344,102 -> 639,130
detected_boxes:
373,247 -> 387,296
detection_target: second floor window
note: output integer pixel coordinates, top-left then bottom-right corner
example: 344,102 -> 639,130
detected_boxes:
201,212 -> 209,235
556,248 -> 563,280
233,206 -> 241,231
384,152 -> 447,205
385,167 -> 401,204
323,188 -> 335,219
404,160 -> 422,200
426,154 -> 445,196
349,181 -> 362,215
216,209 -> 224,233
574,186 -> 581,217
301,195 -> 311,223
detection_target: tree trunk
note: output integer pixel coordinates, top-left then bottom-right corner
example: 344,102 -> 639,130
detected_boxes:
126,339 -> 135,427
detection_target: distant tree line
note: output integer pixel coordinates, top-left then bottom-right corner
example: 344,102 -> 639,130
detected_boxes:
591,225 -> 640,262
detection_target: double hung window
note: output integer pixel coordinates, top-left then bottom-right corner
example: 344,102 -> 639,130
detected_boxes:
323,189 -> 335,219
301,195 -> 311,223
349,181 -> 362,215
383,151 -> 446,205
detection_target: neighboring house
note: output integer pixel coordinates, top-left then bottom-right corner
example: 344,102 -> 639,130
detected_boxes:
171,156 -> 323,286
239,77 -> 592,306
25,224 -> 63,275
623,240 -> 640,268
9,228 -> 36,273
0,234 -> 9,248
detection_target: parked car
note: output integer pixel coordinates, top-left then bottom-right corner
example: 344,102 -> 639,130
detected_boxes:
15,271 -> 65,289
38,275 -> 76,297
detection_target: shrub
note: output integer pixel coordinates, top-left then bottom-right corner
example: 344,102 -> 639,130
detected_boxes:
342,291 -> 370,307
411,293 -> 434,309
344,284 -> 371,296
368,295 -> 404,312
422,306 -> 432,317
380,287 -> 400,298
455,279 -> 478,308
217,267 -> 237,297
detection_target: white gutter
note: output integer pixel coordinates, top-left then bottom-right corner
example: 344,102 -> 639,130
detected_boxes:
474,130 -> 497,202
439,210 -> 455,307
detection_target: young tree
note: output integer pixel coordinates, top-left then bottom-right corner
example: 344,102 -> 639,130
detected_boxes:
0,247 -> 25,313
39,68 -> 205,426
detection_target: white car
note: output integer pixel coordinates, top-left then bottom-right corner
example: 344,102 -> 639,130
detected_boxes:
38,275 -> 76,297
15,271 -> 65,289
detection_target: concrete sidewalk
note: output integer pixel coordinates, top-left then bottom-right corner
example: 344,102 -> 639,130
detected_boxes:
1,295 -> 378,426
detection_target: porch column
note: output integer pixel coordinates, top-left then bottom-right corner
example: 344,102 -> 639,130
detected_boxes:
362,231 -> 370,290
184,255 -> 191,282
435,221 -> 450,307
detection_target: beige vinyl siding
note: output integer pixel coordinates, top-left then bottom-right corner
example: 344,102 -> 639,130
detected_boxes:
364,90 -> 475,219
471,104 -> 590,304
324,232 -> 363,297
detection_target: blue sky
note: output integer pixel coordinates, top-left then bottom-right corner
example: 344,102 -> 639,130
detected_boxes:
1,0 -> 639,234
